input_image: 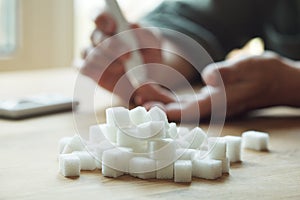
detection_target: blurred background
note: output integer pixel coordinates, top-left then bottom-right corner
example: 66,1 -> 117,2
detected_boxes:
0,0 -> 163,71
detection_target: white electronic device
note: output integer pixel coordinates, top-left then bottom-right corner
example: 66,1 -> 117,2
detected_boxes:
105,0 -> 147,88
0,94 -> 78,119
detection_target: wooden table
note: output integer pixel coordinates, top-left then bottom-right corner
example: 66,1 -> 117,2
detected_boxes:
1,68 -> 300,200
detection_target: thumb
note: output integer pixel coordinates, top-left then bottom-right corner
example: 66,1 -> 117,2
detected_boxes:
143,86 -> 226,123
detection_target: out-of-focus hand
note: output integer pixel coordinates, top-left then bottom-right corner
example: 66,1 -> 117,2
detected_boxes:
80,12 -> 175,104
144,52 -> 300,122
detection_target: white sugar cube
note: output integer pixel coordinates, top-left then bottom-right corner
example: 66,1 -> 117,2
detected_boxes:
192,150 -> 210,161
62,135 -> 85,154
176,148 -> 197,160
58,137 -> 72,154
99,124 -> 118,143
192,159 -> 222,180
148,139 -> 176,160
89,125 -> 106,144
95,159 -> 102,169
221,157 -> 230,174
156,160 -> 174,179
85,142 -> 100,153
224,136 -> 242,162
148,106 -> 168,122
102,165 -> 124,178
129,157 -> 156,179
129,106 -> 150,125
117,128 -> 147,153
167,122 -> 178,139
59,154 -> 81,177
174,160 -> 192,183
208,137 -> 226,160
182,127 -> 207,149
116,128 -> 137,147
94,140 -> 115,163
177,127 -> 190,137
242,131 -> 269,151
175,139 -> 191,149
137,121 -> 166,139
106,107 -> 131,128
102,148 -> 133,174
72,151 -> 96,171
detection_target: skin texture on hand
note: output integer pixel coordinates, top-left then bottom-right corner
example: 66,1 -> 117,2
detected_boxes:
144,52 -> 300,122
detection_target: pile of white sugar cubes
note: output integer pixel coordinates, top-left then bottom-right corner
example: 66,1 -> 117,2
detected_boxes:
58,106 -> 270,183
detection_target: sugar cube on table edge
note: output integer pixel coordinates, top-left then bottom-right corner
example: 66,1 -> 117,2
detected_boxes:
59,154 -> 81,177
242,131 -> 269,151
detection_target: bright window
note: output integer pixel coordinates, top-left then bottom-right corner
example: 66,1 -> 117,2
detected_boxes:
0,0 -> 17,56
0,0 -> 74,71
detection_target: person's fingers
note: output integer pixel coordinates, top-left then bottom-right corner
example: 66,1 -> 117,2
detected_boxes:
142,87 -> 215,122
81,46 -> 94,60
94,12 -> 117,35
81,46 -> 124,83
134,84 -> 176,105
202,61 -> 239,87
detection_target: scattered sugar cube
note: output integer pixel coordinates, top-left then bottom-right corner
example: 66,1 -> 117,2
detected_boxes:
224,136 -> 242,162
148,106 -> 168,122
58,137 -> 72,154
117,128 -> 147,153
102,148 -> 133,174
106,107 -> 131,128
174,160 -> 192,183
129,106 -> 150,125
242,131 -> 269,151
116,128 -> 137,147
102,165 -> 124,178
95,159 -> 102,170
177,127 -> 190,137
175,139 -> 191,149
72,151 -> 96,171
89,125 -> 106,144
62,135 -> 85,154
208,137 -> 227,160
148,139 -> 177,160
137,121 -> 166,139
94,140 -> 115,163
129,157 -> 156,179
176,148 -> 197,160
59,154 -> 81,177
156,160 -> 174,179
192,159 -> 222,180
221,157 -> 230,174
192,150 -> 209,160
99,124 -> 118,143
182,127 -> 207,149
167,122 -> 178,139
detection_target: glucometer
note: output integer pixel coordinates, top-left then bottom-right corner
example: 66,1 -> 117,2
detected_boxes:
104,0 -> 147,89
0,94 -> 78,119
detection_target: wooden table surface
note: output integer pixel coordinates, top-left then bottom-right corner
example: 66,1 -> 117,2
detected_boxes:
1,68 -> 300,200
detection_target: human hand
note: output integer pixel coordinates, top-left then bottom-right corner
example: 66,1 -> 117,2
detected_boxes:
80,12 -> 174,104
144,52 -> 299,122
